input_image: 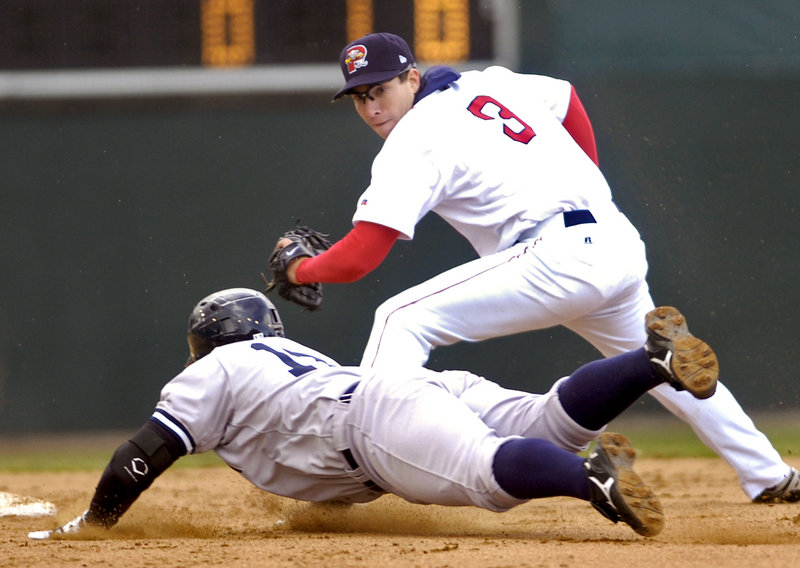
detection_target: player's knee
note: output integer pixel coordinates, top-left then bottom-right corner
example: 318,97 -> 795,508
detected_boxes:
367,301 -> 437,366
373,299 -> 427,334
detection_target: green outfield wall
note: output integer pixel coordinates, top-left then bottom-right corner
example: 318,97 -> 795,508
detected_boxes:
1,2 -> 798,433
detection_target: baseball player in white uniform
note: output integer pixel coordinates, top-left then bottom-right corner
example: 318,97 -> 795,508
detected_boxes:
29,288 -> 722,539
274,33 -> 798,503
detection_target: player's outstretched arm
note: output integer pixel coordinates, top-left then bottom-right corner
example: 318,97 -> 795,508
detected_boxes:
293,221 -> 400,284
28,419 -> 185,539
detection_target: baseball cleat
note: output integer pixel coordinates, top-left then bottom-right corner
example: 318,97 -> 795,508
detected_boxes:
645,306 -> 718,399
585,432 -> 664,537
753,467 -> 800,503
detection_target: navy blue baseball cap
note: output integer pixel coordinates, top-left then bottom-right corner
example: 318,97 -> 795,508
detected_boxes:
332,33 -> 416,100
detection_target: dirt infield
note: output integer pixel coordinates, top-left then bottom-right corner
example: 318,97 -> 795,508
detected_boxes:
4,455 -> 800,568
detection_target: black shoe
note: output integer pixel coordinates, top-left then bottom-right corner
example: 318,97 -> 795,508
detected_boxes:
585,432 -> 664,537
645,306 -> 718,399
753,467 -> 800,503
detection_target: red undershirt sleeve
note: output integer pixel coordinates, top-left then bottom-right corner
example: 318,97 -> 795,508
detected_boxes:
294,221 -> 401,284
561,84 -> 599,166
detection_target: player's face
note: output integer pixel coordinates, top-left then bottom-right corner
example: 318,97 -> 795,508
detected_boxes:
350,69 -> 420,139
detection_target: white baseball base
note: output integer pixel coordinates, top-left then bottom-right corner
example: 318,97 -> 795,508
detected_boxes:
0,491 -> 56,517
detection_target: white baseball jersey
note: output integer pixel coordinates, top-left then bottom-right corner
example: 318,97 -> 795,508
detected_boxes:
149,336 -> 600,509
353,66 -> 612,256
352,65 -> 790,499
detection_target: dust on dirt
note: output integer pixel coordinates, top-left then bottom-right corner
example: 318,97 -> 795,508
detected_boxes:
4,455 -> 800,568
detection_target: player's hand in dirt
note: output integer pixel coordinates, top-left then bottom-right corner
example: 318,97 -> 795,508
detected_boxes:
28,510 -> 89,540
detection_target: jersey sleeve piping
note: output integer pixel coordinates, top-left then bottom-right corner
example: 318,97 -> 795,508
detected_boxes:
151,409 -> 196,455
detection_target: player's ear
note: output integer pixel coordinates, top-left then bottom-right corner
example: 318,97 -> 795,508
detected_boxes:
408,68 -> 421,94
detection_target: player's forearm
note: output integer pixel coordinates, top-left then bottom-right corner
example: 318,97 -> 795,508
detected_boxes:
85,457 -> 145,528
295,222 -> 399,284
85,420 -> 185,528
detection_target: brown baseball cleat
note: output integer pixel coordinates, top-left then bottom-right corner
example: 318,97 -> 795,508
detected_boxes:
585,432 -> 664,537
644,306 -> 718,399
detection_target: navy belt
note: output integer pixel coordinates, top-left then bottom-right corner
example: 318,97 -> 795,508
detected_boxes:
563,209 -> 597,227
339,382 -> 385,492
515,209 -> 596,244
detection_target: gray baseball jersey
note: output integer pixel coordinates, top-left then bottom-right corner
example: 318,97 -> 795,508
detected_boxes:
150,335 -> 597,509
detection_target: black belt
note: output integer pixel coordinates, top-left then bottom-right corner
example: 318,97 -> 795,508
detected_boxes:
563,209 -> 597,227
339,382 -> 385,492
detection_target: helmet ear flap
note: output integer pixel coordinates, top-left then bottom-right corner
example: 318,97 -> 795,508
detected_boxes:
266,304 -> 284,337
186,333 -> 214,367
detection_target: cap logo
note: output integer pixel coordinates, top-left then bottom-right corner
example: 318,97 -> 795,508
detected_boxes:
344,45 -> 368,74
399,55 -> 407,64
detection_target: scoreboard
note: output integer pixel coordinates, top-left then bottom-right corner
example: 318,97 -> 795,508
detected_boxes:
0,0 -> 509,70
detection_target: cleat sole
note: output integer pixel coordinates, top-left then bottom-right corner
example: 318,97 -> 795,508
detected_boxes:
646,307 -> 719,399
599,433 -> 664,537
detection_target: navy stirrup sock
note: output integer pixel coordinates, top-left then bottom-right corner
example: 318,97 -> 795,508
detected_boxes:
492,438 -> 589,500
557,348 -> 662,431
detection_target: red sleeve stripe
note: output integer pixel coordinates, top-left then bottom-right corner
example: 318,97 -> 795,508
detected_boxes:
561,84 -> 599,166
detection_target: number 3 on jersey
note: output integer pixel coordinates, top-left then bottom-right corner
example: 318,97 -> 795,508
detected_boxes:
467,95 -> 535,144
